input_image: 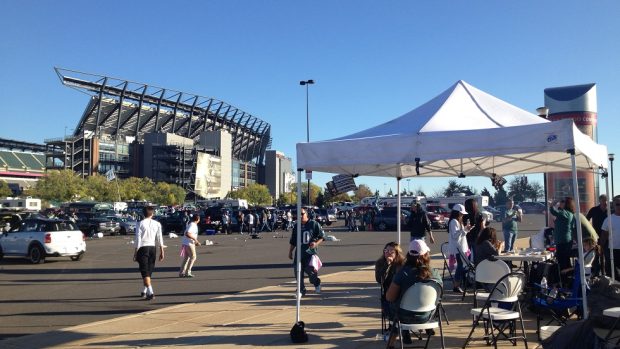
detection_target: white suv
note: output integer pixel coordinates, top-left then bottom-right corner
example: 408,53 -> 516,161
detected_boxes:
0,217 -> 86,264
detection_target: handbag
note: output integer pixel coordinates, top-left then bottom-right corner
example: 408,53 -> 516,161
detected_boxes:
310,254 -> 322,271
290,321 -> 308,343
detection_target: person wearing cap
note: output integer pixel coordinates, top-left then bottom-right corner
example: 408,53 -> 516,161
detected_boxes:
448,203 -> 470,293
385,239 -> 441,344
407,203 -> 435,243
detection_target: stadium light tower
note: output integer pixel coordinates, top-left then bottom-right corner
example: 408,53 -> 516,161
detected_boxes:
610,153 -> 615,198
300,79 -> 314,206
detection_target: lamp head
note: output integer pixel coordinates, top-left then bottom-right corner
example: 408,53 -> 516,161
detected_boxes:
299,79 -> 315,85
536,106 -> 549,119
610,153 -> 615,162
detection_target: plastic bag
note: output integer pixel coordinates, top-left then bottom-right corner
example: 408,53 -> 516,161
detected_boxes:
310,254 -> 322,271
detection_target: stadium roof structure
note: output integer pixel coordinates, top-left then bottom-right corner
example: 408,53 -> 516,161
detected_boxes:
55,68 -> 272,164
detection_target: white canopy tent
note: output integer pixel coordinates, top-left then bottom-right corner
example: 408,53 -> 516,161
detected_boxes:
293,80 -> 610,322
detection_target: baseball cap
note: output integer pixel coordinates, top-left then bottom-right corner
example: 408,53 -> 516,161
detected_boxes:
452,203 -> 468,214
409,239 -> 430,255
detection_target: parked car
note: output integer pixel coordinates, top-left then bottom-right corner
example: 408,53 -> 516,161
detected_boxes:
317,208 -> 337,226
517,202 -> 546,214
76,212 -> 121,237
108,216 -> 137,235
0,218 -> 86,264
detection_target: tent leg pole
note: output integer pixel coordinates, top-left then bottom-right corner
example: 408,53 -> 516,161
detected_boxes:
606,172 -> 615,280
570,151 -> 588,319
296,169 -> 303,323
397,178 -> 401,245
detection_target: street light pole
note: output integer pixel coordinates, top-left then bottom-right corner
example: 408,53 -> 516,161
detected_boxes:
610,153 -> 615,198
537,106 -> 550,226
300,79 -> 315,207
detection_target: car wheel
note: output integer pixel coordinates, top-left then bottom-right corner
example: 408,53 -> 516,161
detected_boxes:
90,227 -> 97,238
377,222 -> 387,231
326,222 -> 332,226
29,245 -> 45,264
70,253 -> 84,261
0,245 -> 3,260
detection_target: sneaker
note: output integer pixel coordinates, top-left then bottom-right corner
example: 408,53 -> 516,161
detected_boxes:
179,273 -> 185,278
186,274 -> 194,278
140,292 -> 146,299
453,287 -> 464,293
315,285 -> 321,294
145,293 -> 155,301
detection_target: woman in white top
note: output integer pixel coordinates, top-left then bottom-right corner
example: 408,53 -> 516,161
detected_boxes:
179,214 -> 201,278
448,204 -> 470,293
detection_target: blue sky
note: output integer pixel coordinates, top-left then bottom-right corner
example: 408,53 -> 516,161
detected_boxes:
1,1 -> 619,198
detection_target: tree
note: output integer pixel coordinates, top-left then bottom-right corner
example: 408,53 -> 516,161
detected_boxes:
84,174 -> 118,202
353,184 -> 373,202
507,176 -> 542,203
442,180 -> 477,197
33,170 -> 85,202
299,182 -> 322,206
0,180 -> 12,197
374,189 -> 380,196
229,183 -> 273,206
481,187 -> 494,206
387,188 -> 394,197
493,187 -> 508,206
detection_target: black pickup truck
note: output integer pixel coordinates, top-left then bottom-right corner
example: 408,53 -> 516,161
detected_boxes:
76,212 -> 121,237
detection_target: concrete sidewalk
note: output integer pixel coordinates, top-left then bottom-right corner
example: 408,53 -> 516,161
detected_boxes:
2,258 -> 542,348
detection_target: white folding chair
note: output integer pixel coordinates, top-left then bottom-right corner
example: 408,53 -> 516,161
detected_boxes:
393,279 -> 445,349
440,242 -> 453,282
463,272 -> 528,349
473,258 -> 511,307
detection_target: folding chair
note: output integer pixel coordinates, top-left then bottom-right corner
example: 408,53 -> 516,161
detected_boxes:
457,247 -> 476,301
473,258 -> 511,308
389,279 -> 445,349
532,262 -> 585,340
463,272 -> 528,349
440,242 -> 453,282
602,307 -> 620,347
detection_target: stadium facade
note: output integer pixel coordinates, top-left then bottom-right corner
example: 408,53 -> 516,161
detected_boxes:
0,138 -> 46,194
43,68 -> 290,201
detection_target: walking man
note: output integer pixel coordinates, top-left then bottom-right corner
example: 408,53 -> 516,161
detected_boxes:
587,194 -> 608,275
288,207 -> 325,296
408,203 -> 435,243
601,195 -> 620,280
221,211 -> 231,235
502,199 -> 522,252
134,206 -> 165,300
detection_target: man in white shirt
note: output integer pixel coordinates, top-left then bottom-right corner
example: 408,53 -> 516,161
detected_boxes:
602,195 -> 620,280
134,206 -> 165,300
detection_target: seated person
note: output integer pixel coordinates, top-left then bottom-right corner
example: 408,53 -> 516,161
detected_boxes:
374,242 -> 405,318
386,239 -> 442,343
560,237 -> 597,284
474,227 -> 504,266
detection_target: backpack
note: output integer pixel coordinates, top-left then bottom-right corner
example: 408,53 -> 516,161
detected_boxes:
290,321 -> 308,343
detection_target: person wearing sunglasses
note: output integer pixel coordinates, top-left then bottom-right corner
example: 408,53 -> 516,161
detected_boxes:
601,196 -> 620,280
288,208 -> 326,296
375,242 -> 405,321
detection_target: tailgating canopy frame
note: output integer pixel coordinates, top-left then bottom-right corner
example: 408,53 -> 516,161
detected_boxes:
294,80 -> 610,322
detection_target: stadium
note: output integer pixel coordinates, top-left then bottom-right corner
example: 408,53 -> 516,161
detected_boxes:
40,68 -> 282,200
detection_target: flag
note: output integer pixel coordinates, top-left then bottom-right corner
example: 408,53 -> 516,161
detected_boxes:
105,169 -> 116,182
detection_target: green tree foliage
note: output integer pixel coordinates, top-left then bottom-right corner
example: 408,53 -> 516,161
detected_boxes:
353,184 -> 373,202
323,191 -> 350,205
33,170 -> 186,204
229,183 -> 273,206
85,174 -> 118,202
277,182 -> 298,205
508,176 -> 542,203
0,180 -> 12,197
299,182 -> 322,206
33,170 -> 85,202
442,180 -> 477,197
493,187 -> 508,206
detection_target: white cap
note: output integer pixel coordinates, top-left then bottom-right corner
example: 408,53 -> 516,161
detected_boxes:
452,204 -> 468,214
408,239 -> 430,255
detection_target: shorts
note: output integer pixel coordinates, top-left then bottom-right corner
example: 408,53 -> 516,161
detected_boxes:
136,246 -> 157,278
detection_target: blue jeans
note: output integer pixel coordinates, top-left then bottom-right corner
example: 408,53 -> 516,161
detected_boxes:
503,229 -> 517,252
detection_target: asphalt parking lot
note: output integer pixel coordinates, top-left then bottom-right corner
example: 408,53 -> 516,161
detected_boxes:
0,214 -> 545,340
